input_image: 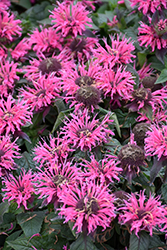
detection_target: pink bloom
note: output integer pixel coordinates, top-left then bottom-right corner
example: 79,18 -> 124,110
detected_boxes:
34,135 -> 72,168
2,170 -> 35,210
137,109 -> 167,124
137,63 -> 153,81
60,109 -> 114,151
126,86 -> 167,113
82,155 -> 122,184
58,180 -> 116,234
118,190 -> 165,237
94,35 -> 135,67
0,136 -> 20,177
138,20 -> 167,52
0,95 -> 32,135
22,53 -> 74,81
35,161 -> 81,208
97,66 -> 135,104
10,38 -> 31,61
20,74 -> 61,112
130,0 -> 167,15
28,26 -> 63,55
145,124 -> 167,160
50,2 -> 92,37
107,15 -> 118,27
0,60 -> 20,97
64,36 -> 98,62
62,61 -> 103,111
0,11 -> 22,42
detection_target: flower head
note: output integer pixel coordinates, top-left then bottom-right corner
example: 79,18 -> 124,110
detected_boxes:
138,20 -> 167,52
132,122 -> 151,149
97,66 -> 135,106
58,180 -> 116,234
60,109 -> 114,151
50,1 -> 92,37
36,161 -> 81,208
118,190 -> 165,237
28,26 -> 63,55
145,124 -> 167,160
0,95 -> 32,135
2,170 -> 35,210
130,0 -> 167,15
10,38 -> 31,61
94,35 -> 135,67
0,60 -> 20,97
20,74 -> 61,112
34,135 -> 72,168
82,155 -> 122,184
118,143 -> 146,182
0,136 -> 20,177
0,11 -> 22,42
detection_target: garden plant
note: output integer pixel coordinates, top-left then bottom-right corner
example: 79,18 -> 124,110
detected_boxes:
1,0 -> 167,249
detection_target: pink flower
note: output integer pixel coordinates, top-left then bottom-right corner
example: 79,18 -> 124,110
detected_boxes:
145,124 -> 167,160
19,74 -> 61,112
82,155 -> 122,184
97,66 -> 135,105
94,35 -> 135,67
2,170 -> 35,210
60,109 -> 114,151
0,136 -> 20,177
35,161 -> 81,208
64,36 -> 98,62
0,60 -> 20,97
138,20 -> 167,52
28,26 -> 63,55
34,135 -> 73,168
0,95 -> 32,135
61,61 -> 103,111
0,11 -> 22,42
58,180 -> 116,234
22,53 -> 74,81
130,0 -> 166,15
50,1 -> 92,37
10,38 -> 31,61
126,85 -> 167,114
118,190 -> 165,237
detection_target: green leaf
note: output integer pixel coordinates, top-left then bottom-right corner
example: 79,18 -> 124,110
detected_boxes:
70,234 -> 98,250
14,151 -> 38,172
155,68 -> 167,84
6,237 -> 33,250
16,211 -> 45,237
51,108 -> 74,133
129,232 -> 150,250
98,107 -> 121,137
0,200 -> 9,224
12,0 -> 31,9
148,234 -> 166,249
126,64 -> 139,86
161,183 -> 167,203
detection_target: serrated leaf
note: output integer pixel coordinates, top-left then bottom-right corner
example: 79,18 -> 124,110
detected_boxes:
129,232 -> 150,250
6,237 -> 33,250
155,68 -> 167,84
51,108 -> 74,133
155,48 -> 167,64
14,151 -> 37,172
16,211 -> 45,237
70,234 -> 98,250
